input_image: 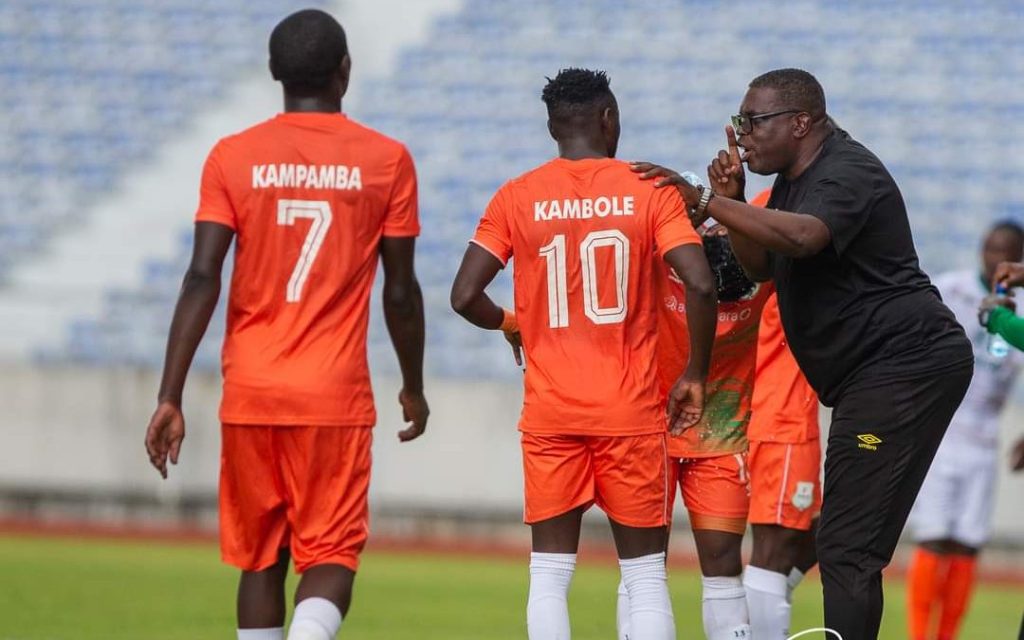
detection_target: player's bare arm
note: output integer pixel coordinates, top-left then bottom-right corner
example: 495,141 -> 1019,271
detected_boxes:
450,243 -> 505,328
380,237 -> 429,442
145,221 -> 233,478
449,243 -> 522,360
663,243 -> 717,434
450,244 -> 524,366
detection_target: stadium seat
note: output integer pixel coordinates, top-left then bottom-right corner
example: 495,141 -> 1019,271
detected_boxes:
29,0 -> 1024,377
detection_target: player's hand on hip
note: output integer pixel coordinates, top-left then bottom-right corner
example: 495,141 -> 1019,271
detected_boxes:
707,125 -> 746,201
503,329 -> 524,368
992,261 -> 1024,290
144,401 -> 185,479
666,376 -> 705,436
397,389 -> 429,442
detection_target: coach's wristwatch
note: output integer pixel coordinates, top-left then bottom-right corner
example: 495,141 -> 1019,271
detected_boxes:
694,185 -> 714,219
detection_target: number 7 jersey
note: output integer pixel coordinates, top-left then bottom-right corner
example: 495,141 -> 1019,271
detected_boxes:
195,112 -> 419,427
471,157 -> 700,436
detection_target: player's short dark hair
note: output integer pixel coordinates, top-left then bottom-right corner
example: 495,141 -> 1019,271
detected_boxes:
989,219 -> 1024,244
541,68 -> 614,121
269,9 -> 348,93
749,68 -> 826,120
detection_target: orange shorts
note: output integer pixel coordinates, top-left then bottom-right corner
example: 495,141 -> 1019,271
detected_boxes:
521,432 -> 669,528
748,440 -> 822,531
670,453 -> 750,535
219,424 -> 372,573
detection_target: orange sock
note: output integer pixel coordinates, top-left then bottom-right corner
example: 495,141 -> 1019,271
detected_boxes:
907,547 -> 946,640
937,554 -> 977,640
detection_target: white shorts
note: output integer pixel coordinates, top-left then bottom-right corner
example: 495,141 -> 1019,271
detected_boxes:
910,440 -> 997,548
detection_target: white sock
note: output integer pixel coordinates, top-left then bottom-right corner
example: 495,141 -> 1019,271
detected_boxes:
744,565 -> 791,640
785,567 -> 805,604
527,552 -> 576,640
701,575 -> 751,640
286,597 -> 342,640
238,629 -> 284,640
619,553 -> 675,640
616,580 -> 631,640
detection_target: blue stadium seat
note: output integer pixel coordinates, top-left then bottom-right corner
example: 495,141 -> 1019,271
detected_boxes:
33,0 -> 1024,378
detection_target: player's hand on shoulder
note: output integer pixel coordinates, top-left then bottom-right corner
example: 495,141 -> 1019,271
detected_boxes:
992,261 -> 1024,290
397,389 -> 429,442
144,401 -> 185,479
666,375 -> 706,436
707,125 -> 746,201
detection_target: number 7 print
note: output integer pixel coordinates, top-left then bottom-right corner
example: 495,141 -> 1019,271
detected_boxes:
277,199 -> 332,303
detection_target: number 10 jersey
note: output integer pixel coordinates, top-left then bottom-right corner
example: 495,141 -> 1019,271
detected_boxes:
471,157 -> 700,436
195,112 -> 420,426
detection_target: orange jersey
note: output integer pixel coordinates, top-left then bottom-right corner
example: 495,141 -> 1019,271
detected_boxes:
748,291 -> 820,442
656,187 -> 773,457
748,188 -> 771,208
657,275 -> 771,457
471,157 -> 700,436
195,112 -> 419,426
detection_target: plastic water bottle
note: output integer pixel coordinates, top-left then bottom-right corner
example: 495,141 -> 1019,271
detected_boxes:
681,170 -> 705,188
987,284 -> 1011,359
681,171 -> 717,228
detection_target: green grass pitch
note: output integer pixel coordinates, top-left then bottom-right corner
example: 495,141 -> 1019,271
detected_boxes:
1,534 -> 1021,639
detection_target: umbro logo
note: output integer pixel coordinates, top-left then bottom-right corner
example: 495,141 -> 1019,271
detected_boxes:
857,434 -> 882,451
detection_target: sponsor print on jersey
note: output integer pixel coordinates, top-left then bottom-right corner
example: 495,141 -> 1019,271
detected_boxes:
688,376 -> 750,453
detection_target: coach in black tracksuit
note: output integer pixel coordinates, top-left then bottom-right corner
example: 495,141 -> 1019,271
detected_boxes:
633,68 -> 973,640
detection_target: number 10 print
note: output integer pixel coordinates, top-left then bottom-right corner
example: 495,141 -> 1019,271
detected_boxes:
539,230 -> 629,329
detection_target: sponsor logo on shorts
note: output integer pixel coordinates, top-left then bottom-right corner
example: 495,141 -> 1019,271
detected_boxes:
857,433 -> 882,451
791,481 -> 815,511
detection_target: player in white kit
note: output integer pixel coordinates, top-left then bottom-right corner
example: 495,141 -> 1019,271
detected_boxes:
906,220 -> 1024,640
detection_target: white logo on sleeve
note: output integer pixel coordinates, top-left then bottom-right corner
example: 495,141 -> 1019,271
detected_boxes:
791,481 -> 814,511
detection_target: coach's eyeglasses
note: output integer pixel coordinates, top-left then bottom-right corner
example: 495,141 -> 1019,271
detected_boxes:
731,109 -> 801,135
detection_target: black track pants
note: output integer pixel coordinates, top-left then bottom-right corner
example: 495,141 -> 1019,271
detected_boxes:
818,363 -> 973,639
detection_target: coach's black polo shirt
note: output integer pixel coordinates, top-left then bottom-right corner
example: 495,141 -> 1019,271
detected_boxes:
767,127 -> 971,406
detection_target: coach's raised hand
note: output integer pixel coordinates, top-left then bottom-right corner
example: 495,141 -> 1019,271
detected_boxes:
144,401 -> 185,479
707,125 -> 746,201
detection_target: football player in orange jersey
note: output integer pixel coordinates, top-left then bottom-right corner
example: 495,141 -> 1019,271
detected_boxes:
451,68 -> 717,640
143,10 -> 428,640
745,285 -> 822,640
618,219 -> 771,640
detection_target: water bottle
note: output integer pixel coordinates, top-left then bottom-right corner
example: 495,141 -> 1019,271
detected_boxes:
987,284 -> 1011,359
680,171 -> 705,189
681,171 -> 717,229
